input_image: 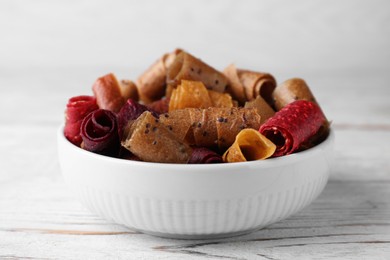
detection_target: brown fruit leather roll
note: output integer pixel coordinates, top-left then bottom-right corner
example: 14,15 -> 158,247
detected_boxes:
119,80 -> 139,102
137,49 -> 182,103
213,107 -> 261,149
223,64 -> 276,105
245,96 -> 275,125
159,110 -> 193,142
272,78 -> 317,111
121,111 -> 192,164
167,52 -> 228,93
92,73 -> 126,113
159,107 -> 261,150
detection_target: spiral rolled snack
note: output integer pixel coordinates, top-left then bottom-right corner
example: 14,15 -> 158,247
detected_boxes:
92,73 -> 137,113
121,111 -> 192,163
259,100 -> 327,157
137,49 -> 182,103
244,96 -> 275,125
272,78 -> 330,147
159,107 -> 261,150
222,129 -> 276,163
80,109 -> 119,156
169,80 -> 233,111
223,64 -> 276,105
64,95 -> 98,146
167,52 -> 228,93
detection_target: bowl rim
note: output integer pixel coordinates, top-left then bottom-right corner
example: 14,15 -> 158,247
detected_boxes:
58,125 -> 334,170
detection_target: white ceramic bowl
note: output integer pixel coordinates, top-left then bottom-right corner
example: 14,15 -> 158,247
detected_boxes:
57,126 -> 334,239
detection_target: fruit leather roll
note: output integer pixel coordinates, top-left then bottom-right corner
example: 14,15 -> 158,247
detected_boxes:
92,73 -> 138,113
137,49 -> 182,104
121,111 -> 192,163
168,80 -> 233,111
80,109 -> 119,156
188,147 -> 222,164
244,96 -> 275,125
213,107 -> 261,149
259,100 -> 327,157
272,78 -> 330,147
222,129 -> 276,163
167,52 -> 228,93
272,78 -> 317,111
159,110 -> 193,142
223,64 -> 276,104
64,95 -> 98,146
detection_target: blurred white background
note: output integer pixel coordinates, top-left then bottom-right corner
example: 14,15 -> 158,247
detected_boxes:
1,0 -> 389,76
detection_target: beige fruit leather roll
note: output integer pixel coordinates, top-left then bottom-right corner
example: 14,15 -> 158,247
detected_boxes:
92,73 -> 136,113
137,49 -> 182,104
223,64 -> 277,105
121,111 -> 192,163
272,78 -> 317,111
222,129 -> 276,163
167,52 -> 228,93
244,96 -> 275,125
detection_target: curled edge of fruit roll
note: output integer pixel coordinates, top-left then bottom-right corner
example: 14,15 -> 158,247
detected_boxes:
222,129 -> 276,162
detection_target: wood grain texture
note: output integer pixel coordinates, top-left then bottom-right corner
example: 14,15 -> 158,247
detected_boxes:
1,0 -> 390,259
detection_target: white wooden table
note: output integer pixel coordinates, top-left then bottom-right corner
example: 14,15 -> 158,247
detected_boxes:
1,67 -> 389,259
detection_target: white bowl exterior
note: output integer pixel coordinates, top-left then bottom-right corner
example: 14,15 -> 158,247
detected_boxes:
58,127 -> 334,238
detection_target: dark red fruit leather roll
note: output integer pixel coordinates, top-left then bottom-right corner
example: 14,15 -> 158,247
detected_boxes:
80,109 -> 119,156
146,98 -> 170,115
64,95 -> 98,146
188,147 -> 223,164
117,99 -> 157,139
259,100 -> 326,157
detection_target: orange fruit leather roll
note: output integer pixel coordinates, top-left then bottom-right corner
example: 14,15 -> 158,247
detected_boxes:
244,96 -> 275,125
223,64 -> 276,105
92,73 -> 138,113
222,129 -> 276,163
159,107 -> 261,150
136,49 -> 182,104
167,51 -> 228,93
168,80 -> 233,111
121,111 -> 192,163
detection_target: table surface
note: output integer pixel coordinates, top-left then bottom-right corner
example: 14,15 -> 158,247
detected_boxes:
0,66 -> 389,260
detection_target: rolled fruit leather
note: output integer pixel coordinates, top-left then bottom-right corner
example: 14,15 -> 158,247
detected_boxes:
188,147 -> 223,164
136,49 -> 182,104
223,64 -> 276,105
121,111 -> 192,164
159,107 -> 261,150
166,51 -> 229,95
168,80 -> 233,111
222,129 -> 276,163
259,100 -> 327,157
272,78 -> 330,147
92,73 -> 138,113
244,95 -> 275,125
64,95 -> 98,146
80,109 -> 120,157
